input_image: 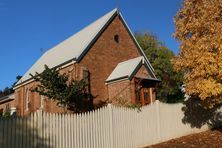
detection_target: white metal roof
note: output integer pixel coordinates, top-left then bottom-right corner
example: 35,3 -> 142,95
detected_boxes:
106,56 -> 144,83
16,8 -> 117,85
0,94 -> 14,103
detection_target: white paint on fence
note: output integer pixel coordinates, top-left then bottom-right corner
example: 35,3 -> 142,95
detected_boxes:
0,101 -> 217,148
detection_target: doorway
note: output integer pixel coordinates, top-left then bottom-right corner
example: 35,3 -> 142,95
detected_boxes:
135,79 -> 152,105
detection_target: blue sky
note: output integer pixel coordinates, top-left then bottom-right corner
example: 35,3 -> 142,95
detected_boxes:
0,0 -> 182,90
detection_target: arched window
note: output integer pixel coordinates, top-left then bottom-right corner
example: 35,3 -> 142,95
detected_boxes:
40,95 -> 44,109
83,70 -> 90,93
25,89 -> 30,111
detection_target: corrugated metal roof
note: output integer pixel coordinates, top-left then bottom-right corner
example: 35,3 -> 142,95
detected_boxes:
16,8 -> 117,86
106,56 -> 144,83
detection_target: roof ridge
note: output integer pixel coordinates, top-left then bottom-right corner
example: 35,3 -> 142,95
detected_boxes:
46,8 -> 118,56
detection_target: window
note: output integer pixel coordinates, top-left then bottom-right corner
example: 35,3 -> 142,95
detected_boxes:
83,70 -> 90,93
40,95 -> 44,109
114,34 -> 119,43
136,89 -> 141,102
25,89 -> 30,111
144,88 -> 151,104
0,109 -> 3,116
4,104 -> 11,115
144,92 -> 149,101
5,104 -> 10,110
135,83 -> 142,103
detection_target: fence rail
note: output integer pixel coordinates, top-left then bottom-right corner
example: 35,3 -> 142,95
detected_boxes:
0,101 -> 217,148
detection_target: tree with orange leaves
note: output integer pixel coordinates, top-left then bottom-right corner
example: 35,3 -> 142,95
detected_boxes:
173,0 -> 222,108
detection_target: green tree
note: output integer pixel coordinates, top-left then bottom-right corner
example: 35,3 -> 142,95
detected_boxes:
0,87 -> 13,98
30,65 -> 94,113
0,75 -> 22,98
13,75 -> 22,87
135,32 -> 184,102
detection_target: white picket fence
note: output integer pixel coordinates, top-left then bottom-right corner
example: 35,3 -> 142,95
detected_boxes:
0,101 -> 217,148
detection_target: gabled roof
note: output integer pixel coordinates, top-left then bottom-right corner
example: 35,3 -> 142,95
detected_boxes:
16,8 -> 117,86
15,8 -> 157,87
106,57 -> 144,83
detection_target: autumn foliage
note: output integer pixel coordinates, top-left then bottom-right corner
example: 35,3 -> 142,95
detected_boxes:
173,0 -> 222,108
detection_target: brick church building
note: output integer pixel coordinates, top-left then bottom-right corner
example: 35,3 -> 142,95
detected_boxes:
14,8 -> 159,116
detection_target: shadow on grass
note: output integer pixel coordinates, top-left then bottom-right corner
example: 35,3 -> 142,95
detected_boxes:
181,98 -> 222,129
0,116 -> 51,148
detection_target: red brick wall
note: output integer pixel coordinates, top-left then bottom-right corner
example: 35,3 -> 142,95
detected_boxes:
135,65 -> 150,78
79,15 -> 141,104
15,64 -> 76,116
0,98 -> 17,114
107,80 -> 132,105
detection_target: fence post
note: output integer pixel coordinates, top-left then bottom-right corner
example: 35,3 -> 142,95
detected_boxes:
155,100 -> 161,142
108,104 -> 114,148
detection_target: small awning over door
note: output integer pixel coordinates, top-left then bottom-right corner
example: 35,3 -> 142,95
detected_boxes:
106,56 -> 159,84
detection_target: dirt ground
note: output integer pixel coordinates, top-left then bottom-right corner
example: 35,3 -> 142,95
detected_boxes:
147,127 -> 222,148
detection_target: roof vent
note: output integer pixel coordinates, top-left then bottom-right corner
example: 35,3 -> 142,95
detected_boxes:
114,34 -> 119,43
